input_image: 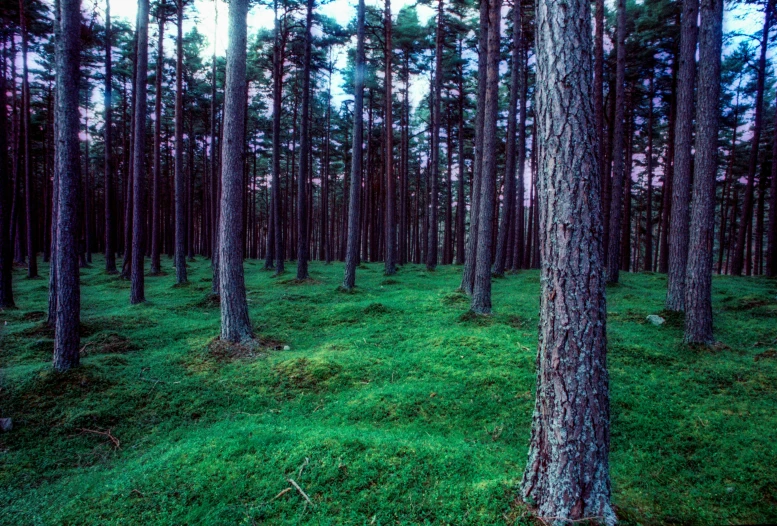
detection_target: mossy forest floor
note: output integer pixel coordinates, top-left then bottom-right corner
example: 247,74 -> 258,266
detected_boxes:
1,257 -> 776,525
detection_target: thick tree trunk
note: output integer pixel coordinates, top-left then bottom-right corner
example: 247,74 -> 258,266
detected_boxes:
731,1 -> 771,276
151,7 -> 165,275
522,0 -> 613,518
343,0 -> 365,290
470,0 -> 501,314
460,0 -> 488,293
53,0 -> 83,371
605,0 -> 627,283
130,0 -> 150,305
665,0 -> 698,309
384,0 -> 396,275
493,1 -> 521,277
219,0 -> 252,342
104,0 -> 117,273
685,0 -> 722,344
296,0 -> 313,280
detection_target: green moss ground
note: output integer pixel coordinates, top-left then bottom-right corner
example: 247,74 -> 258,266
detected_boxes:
1,257 -> 776,525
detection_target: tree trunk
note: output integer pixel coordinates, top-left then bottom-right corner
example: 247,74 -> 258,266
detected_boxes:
470,0 -> 501,314
731,0 -> 772,276
521,0 -> 613,518
493,2 -> 521,277
685,0 -> 722,344
104,0 -> 117,273
605,0 -> 627,283
512,38 -> 528,271
665,0 -> 698,309
644,71 -> 654,271
0,52 -> 14,308
768,95 -> 777,277
173,0 -> 188,283
218,0 -> 252,342
343,0 -> 365,290
296,0 -> 313,280
130,0 -> 150,305
151,6 -> 165,275
460,0 -> 488,293
384,0 -> 396,275
426,0 -> 444,271
53,0 -> 83,371
211,4 -> 221,294
20,0 -> 37,278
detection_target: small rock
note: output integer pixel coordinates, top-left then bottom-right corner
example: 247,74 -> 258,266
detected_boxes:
283,345 -> 291,351
646,314 -> 665,326
0,418 -> 12,432
726,486 -> 735,493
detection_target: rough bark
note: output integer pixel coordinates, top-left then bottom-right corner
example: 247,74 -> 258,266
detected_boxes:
342,0 -> 365,289
470,0 -> 501,314
521,0 -> 614,518
53,0 -> 83,371
218,0 -> 252,342
685,0 -> 722,344
665,0 -> 698,309
296,0 -> 313,280
130,0 -> 150,305
605,0 -> 627,283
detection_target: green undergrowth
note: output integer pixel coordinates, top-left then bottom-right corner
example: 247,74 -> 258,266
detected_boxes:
1,258 -> 776,525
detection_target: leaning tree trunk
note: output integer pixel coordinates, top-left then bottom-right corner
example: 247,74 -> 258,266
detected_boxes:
0,58 -> 14,308
521,0 -> 614,518
104,0 -> 117,273
150,6 -> 165,276
684,0 -> 722,344
460,0 -> 488,293
493,0 -> 521,278
605,0 -> 627,283
218,0 -> 252,342
665,0 -> 698,310
174,0 -> 188,284
296,0 -> 313,281
470,0 -> 501,314
731,1 -> 771,276
130,0 -> 150,305
342,0 -> 365,291
53,0 -> 83,371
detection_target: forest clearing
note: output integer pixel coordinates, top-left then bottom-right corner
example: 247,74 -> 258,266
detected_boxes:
1,258 -> 776,525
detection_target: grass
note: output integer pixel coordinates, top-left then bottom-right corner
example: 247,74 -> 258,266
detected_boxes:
0,257 -> 776,525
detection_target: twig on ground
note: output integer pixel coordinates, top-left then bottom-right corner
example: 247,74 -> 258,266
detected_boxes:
287,478 -> 313,506
78,428 -> 120,449
271,487 -> 292,501
298,457 -> 309,478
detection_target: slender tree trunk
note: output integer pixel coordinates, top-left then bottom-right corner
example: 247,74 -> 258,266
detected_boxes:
0,52 -> 14,308
685,0 -> 722,343
426,0 -> 444,271
513,39 -> 528,271
173,0 -> 188,283
732,1 -> 772,276
595,0 -> 604,198
219,0 -> 252,342
20,0 -> 37,278
768,95 -> 777,277
211,4 -> 221,293
470,0 -> 501,314
644,71 -> 654,271
270,7 -> 285,275
296,0 -> 314,280
384,0 -> 396,275
122,27 -> 138,279
605,0 -> 627,283
522,0 -> 613,517
461,0 -> 488,293
151,6 -> 165,275
104,0 -> 117,273
130,0 -> 150,304
342,0 -> 365,290
53,0 -> 83,371
493,1 -> 521,277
